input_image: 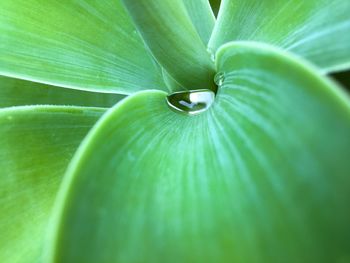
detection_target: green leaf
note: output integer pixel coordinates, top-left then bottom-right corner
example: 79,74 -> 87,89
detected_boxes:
0,75 -> 125,108
209,0 -> 350,72
183,0 -> 215,44
162,68 -> 185,92
48,43 -> 350,262
0,0 -> 166,94
0,105 -> 105,263
121,0 -> 215,91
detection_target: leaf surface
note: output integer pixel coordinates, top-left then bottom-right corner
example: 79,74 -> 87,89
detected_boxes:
49,43 -> 350,262
183,0 -> 215,44
0,75 -> 124,108
0,0 -> 166,94
209,0 -> 350,72
0,106 -> 104,263
121,0 -> 215,91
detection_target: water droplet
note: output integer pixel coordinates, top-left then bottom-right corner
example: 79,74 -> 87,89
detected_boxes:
166,89 -> 215,115
214,72 -> 225,86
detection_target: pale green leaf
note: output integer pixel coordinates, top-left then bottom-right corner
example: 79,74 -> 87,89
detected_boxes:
0,75 -> 124,108
121,0 -> 215,91
0,106 -> 105,263
209,0 -> 350,72
183,0 -> 215,44
161,68 -> 185,92
48,43 -> 350,262
0,0 -> 166,94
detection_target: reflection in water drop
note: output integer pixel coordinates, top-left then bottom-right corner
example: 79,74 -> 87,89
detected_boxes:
214,72 -> 225,86
166,89 -> 215,115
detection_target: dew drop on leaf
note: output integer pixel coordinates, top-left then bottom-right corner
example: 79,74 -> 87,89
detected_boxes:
214,72 -> 225,86
166,89 -> 215,115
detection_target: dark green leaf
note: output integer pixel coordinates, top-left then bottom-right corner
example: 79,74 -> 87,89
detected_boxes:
0,106 -> 105,263
121,0 -> 215,91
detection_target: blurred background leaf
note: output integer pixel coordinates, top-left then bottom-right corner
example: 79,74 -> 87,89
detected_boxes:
332,70 -> 350,91
0,75 -> 124,108
209,0 -> 221,17
0,106 -> 105,263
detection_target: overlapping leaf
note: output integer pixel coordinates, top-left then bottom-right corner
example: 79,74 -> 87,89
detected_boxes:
0,0 -> 166,94
48,43 -> 350,262
0,106 -> 105,263
122,0 -> 215,91
183,0 -> 215,44
209,0 -> 350,72
0,75 -> 124,108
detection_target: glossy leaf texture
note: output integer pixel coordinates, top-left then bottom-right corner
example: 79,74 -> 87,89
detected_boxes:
121,0 -> 215,91
0,75 -> 124,108
0,106 -> 104,263
0,0 -> 166,94
209,0 -> 350,72
48,43 -> 350,263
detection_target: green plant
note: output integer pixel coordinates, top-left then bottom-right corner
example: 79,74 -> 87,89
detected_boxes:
1,0 -> 350,262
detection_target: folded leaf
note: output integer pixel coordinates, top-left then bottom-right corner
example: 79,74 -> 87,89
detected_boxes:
0,75 -> 124,108
0,106 -> 104,263
121,0 -> 215,91
183,0 -> 215,44
162,69 -> 185,92
0,0 -> 166,94
209,0 -> 350,72
48,43 -> 350,262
